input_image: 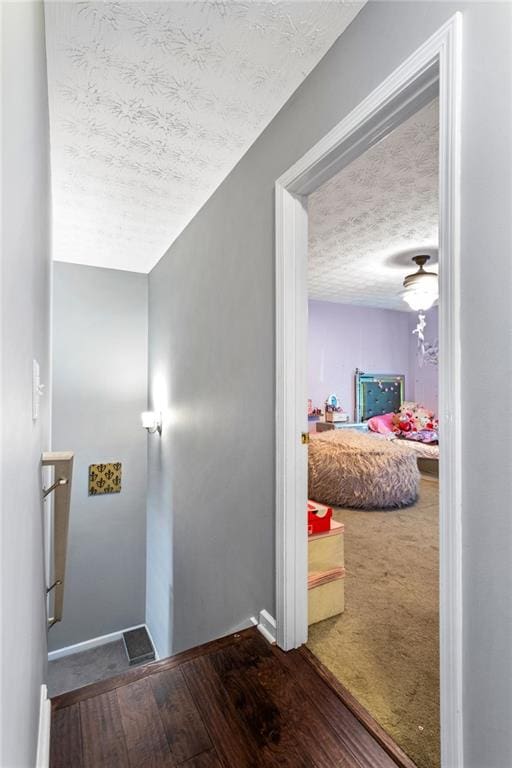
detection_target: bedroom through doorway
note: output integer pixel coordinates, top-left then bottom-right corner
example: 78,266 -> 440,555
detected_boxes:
305,97 -> 440,768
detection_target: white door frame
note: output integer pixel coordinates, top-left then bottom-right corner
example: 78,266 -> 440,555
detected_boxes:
275,14 -> 462,767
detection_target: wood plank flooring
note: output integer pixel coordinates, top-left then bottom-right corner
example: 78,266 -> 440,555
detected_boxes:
50,627 -> 414,768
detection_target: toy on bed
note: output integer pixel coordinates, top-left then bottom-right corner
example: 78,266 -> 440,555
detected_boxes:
367,402 -> 439,444
394,401 -> 437,431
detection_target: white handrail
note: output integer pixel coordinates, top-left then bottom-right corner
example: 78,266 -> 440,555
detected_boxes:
42,451 -> 74,628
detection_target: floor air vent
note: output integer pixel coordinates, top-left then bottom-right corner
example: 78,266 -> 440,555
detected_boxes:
122,627 -> 155,665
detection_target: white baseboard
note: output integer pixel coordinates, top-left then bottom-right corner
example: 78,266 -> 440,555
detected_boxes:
48,623 -> 150,661
35,684 -> 50,768
253,609 -> 276,645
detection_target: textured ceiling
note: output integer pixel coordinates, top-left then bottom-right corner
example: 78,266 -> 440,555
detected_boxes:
308,98 -> 439,311
44,1 -> 364,273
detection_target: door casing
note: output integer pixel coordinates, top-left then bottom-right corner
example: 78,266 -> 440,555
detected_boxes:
274,14 -> 463,768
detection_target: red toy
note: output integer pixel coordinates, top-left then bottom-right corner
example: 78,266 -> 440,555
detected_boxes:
307,500 -> 332,536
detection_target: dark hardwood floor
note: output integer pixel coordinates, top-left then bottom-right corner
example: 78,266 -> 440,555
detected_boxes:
50,627 -> 415,768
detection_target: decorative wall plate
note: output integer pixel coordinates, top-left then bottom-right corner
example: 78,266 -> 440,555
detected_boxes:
88,462 -> 122,495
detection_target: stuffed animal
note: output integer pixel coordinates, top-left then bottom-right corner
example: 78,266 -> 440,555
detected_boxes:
393,402 -> 438,435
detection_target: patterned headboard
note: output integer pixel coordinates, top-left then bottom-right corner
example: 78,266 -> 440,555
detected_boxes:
355,370 -> 405,422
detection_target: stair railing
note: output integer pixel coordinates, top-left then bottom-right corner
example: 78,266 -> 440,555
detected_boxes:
42,451 -> 74,628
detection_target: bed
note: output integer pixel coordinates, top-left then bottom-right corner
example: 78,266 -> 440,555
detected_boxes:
308,371 -> 439,508
355,369 -> 439,474
355,369 -> 405,423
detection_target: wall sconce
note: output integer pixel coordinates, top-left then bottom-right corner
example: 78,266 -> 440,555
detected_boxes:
141,411 -> 162,435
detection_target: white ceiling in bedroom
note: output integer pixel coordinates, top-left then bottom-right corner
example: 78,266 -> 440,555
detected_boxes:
44,1 -> 365,273
308,98 -> 439,311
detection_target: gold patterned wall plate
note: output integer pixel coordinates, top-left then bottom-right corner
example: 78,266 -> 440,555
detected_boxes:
88,462 -> 122,495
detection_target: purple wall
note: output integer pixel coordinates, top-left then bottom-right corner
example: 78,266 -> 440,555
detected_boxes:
308,300 -> 412,420
308,300 -> 439,419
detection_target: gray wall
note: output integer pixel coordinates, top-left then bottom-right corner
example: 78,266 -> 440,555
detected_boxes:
147,2 -> 512,765
49,263 -> 148,651
1,2 -> 52,765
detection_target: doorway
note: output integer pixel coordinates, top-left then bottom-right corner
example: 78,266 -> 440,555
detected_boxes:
275,14 -> 462,768
306,92 -> 440,767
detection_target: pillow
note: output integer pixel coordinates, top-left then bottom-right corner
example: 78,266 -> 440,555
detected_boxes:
367,412 -> 395,434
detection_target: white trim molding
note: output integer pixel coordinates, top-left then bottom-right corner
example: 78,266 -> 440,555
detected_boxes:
143,622 -> 161,661
252,610 -> 277,645
275,14 -> 462,768
47,623 -> 153,661
35,684 -> 51,768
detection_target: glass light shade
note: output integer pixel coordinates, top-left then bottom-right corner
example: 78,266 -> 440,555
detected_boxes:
402,271 -> 438,311
141,411 -> 158,429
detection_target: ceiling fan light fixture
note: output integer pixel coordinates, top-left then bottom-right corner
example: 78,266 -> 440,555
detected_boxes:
402,255 -> 438,311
